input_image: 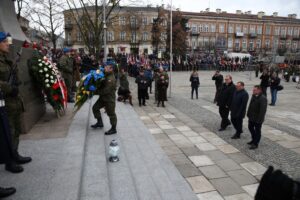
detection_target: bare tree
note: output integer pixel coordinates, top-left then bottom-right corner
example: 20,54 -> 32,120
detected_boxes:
14,0 -> 29,20
25,0 -> 65,50
65,0 -> 123,58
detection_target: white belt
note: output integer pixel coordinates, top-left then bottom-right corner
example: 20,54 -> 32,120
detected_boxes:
0,100 -> 5,107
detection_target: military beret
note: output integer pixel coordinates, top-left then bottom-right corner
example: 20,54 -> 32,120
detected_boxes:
0,32 -> 9,43
63,47 -> 71,53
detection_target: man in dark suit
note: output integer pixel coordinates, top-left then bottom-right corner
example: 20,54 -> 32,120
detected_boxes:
217,75 -> 235,131
230,81 -> 249,139
212,70 -> 223,103
247,85 -> 268,149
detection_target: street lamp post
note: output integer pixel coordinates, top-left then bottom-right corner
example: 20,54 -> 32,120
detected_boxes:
103,0 -> 107,62
169,0 -> 173,97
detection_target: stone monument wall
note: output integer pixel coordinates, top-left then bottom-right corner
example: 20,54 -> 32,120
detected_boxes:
0,0 -> 45,133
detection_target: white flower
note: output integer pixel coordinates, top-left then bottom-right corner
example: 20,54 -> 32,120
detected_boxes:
45,79 -> 49,83
38,59 -> 42,62
45,74 -> 49,77
50,80 -> 55,83
39,63 -> 43,67
46,84 -> 50,88
39,70 -> 43,73
44,68 -> 48,72
50,76 -> 54,79
43,56 -> 47,60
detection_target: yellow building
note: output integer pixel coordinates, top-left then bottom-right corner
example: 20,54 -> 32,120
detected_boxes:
63,6 -> 300,55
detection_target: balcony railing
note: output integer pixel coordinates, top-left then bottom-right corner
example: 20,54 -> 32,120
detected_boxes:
64,24 -> 73,30
235,32 -> 244,37
292,36 -> 300,40
249,33 -> 257,38
130,23 -> 140,29
280,35 -> 287,40
190,31 -> 200,36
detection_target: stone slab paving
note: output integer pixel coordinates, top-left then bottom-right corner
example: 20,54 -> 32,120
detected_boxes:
129,74 -> 300,199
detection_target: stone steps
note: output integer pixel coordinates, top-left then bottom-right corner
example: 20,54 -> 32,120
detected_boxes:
80,97 -> 198,200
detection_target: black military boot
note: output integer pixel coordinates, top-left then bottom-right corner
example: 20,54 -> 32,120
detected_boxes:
0,187 -> 16,198
5,162 -> 24,173
91,118 -> 104,129
14,151 -> 32,164
105,126 -> 117,135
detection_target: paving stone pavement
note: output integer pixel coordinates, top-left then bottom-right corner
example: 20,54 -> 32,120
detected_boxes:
129,71 -> 300,199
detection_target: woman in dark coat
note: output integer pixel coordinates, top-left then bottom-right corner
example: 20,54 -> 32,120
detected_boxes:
260,69 -> 270,97
269,72 -> 281,106
190,70 -> 200,99
157,75 -> 169,107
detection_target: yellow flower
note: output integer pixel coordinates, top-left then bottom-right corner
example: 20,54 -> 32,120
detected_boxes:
86,91 -> 90,95
81,87 -> 85,91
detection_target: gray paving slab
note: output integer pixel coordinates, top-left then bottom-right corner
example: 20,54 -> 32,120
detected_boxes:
227,169 -> 258,186
169,154 -> 193,165
210,177 -> 245,196
203,150 -> 229,161
180,147 -> 203,156
175,164 -> 203,178
215,159 -> 242,172
199,165 -> 228,179
227,153 -> 254,164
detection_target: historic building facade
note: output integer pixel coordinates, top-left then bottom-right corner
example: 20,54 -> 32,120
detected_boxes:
64,6 -> 161,55
184,9 -> 300,55
63,6 -> 300,55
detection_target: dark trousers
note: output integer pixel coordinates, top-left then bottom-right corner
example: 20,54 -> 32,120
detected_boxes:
92,97 -> 117,128
138,89 -> 147,105
231,117 -> 243,135
261,86 -> 267,98
219,106 -> 230,129
149,81 -> 152,93
248,121 -> 262,146
191,86 -> 198,99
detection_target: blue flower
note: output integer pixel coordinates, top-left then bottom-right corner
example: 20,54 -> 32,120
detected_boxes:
89,85 -> 96,91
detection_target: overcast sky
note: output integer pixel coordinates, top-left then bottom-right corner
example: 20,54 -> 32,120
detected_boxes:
124,0 -> 300,17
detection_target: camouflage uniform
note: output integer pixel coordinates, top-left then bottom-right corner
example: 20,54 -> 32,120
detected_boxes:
0,53 -> 24,151
92,71 -> 117,128
59,55 -> 74,100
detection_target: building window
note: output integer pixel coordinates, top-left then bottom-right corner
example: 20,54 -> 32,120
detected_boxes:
160,32 -> 167,41
219,24 -> 225,33
119,16 -> 126,25
142,32 -> 148,41
236,25 -> 241,33
266,26 -> 271,35
292,41 -> 297,50
235,39 -> 240,51
131,32 -> 137,42
249,39 -> 254,51
243,25 -> 248,34
228,38 -> 233,48
274,39 -> 279,48
162,19 -> 167,27
281,27 -> 287,36
191,24 -> 197,33
77,32 -> 82,42
250,25 -> 256,34
204,24 -> 209,32
142,17 -> 147,26
257,26 -> 262,34
211,24 -> 216,33
228,24 -> 234,33
265,39 -> 270,49
199,24 -> 203,32
242,39 -> 247,49
120,31 -> 126,41
288,27 -> 293,36
108,31 -> 114,41
130,16 -> 137,26
294,28 -> 299,36
274,27 -> 280,36
256,39 -> 261,49
286,40 -> 291,49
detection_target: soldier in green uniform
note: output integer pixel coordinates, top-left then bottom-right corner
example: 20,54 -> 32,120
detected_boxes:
59,48 -> 74,102
0,32 -> 31,173
159,66 -> 169,101
91,64 -> 117,135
